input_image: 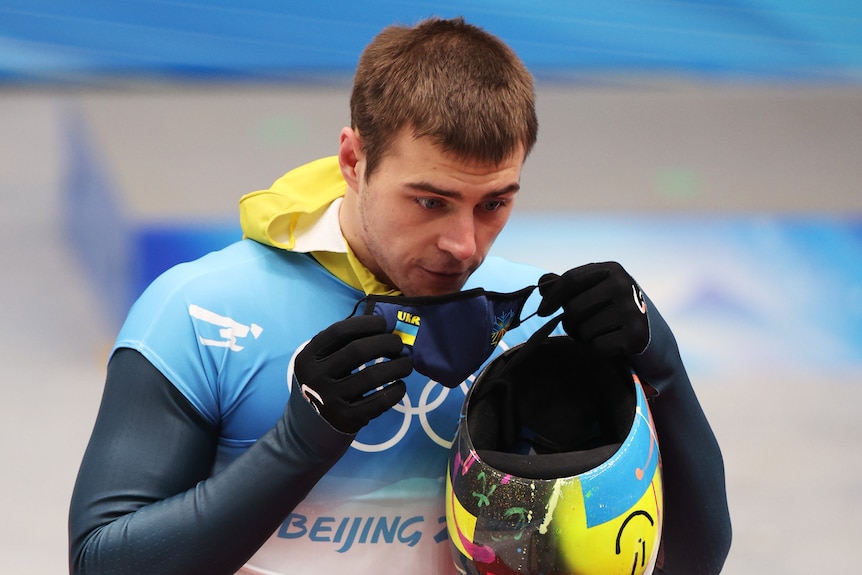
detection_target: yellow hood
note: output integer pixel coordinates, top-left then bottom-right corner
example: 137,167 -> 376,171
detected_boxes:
239,156 -> 346,250
238,156 -> 399,296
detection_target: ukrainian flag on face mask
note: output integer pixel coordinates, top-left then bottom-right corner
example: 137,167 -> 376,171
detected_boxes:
393,314 -> 420,346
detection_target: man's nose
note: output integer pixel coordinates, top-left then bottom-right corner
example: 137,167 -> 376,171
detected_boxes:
437,212 -> 477,261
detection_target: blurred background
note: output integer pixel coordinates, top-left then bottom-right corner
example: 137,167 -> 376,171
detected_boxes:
1,1 -> 861,573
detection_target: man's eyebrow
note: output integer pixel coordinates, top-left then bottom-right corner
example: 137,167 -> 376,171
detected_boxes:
406,181 -> 520,198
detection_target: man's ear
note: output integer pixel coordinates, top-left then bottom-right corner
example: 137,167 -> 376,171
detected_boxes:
338,127 -> 364,191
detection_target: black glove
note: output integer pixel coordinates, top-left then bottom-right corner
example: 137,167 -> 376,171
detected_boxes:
536,262 -> 650,358
294,315 -> 413,434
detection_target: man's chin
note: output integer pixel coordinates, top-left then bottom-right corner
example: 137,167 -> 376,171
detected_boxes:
401,270 -> 473,296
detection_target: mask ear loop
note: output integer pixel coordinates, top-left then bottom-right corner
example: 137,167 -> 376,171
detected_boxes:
348,295 -> 374,318
509,273 -> 560,327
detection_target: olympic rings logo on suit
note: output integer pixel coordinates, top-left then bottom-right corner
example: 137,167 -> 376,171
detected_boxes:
352,375 -> 469,453
286,338 -> 513,453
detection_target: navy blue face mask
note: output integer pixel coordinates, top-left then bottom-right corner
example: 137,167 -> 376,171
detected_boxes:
352,286 -> 537,388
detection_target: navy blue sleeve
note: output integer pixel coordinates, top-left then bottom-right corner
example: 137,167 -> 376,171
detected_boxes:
69,347 -> 354,575
632,296 -> 733,575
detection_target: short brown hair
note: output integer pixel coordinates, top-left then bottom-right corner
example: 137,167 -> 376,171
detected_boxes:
351,17 -> 538,178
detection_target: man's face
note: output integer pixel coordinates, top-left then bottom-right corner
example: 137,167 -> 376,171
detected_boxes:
340,128 -> 525,297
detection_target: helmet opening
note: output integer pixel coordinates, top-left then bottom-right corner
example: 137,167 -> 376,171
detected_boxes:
466,336 -> 637,480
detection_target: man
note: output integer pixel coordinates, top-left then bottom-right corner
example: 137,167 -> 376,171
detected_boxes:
69,17 -> 731,575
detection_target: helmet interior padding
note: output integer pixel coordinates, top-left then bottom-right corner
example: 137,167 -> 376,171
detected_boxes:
466,336 -> 637,480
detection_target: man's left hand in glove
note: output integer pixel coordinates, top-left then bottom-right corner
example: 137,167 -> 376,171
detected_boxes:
537,261 -> 650,358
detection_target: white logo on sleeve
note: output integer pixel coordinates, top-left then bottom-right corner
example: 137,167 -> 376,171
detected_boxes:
188,304 -> 263,351
632,285 -> 648,315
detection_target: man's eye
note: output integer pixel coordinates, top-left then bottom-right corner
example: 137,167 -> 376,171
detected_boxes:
483,200 -> 507,212
416,197 -> 443,210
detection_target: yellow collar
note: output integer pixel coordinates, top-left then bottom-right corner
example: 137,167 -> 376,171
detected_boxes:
312,249 -> 401,296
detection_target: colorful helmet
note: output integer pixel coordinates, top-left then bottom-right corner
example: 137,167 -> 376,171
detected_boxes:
446,331 -> 663,575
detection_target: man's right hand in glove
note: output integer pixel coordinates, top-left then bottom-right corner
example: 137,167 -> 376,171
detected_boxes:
294,315 -> 413,434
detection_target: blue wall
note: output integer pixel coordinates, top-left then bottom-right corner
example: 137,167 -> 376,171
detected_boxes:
2,1 -> 861,84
